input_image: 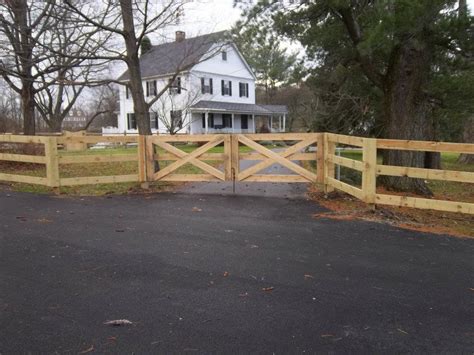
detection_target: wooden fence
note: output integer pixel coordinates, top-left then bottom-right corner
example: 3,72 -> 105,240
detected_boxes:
324,133 -> 474,215
0,133 -> 473,214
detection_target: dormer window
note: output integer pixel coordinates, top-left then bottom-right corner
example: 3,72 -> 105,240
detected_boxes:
201,77 -> 213,94
222,50 -> 227,61
169,76 -> 181,94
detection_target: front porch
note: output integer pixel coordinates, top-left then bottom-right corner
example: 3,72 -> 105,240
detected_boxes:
189,100 -> 288,134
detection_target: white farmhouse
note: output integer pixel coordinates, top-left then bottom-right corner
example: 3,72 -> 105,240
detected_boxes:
105,31 -> 287,135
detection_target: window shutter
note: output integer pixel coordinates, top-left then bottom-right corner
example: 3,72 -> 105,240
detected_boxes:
168,78 -> 173,93
210,78 -> 213,94
177,77 -> 181,94
126,86 -> 129,99
221,80 -> 225,96
246,83 -> 249,98
239,83 -> 242,97
153,80 -> 157,95
201,78 -> 205,94
229,81 -> 232,96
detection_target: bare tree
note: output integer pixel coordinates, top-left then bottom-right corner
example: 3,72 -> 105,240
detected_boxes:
152,83 -> 204,134
0,79 -> 22,133
0,0 -> 54,135
82,85 -> 119,131
63,0 -> 228,135
0,0 -> 109,134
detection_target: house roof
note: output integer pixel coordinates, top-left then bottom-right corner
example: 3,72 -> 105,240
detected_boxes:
190,101 -> 288,115
118,31 -> 228,81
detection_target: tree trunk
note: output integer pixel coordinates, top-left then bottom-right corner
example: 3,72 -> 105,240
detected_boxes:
21,83 -> 35,135
120,0 -> 151,136
458,117 -> 474,164
381,40 -> 433,196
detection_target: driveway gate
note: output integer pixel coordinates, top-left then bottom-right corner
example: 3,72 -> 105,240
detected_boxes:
144,133 -> 323,184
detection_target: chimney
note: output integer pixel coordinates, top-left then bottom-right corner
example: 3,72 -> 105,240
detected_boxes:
175,31 -> 186,42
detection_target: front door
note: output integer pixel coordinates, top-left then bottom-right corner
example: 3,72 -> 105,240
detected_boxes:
241,115 -> 248,130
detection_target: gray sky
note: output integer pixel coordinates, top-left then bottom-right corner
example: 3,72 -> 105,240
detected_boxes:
168,0 -> 474,38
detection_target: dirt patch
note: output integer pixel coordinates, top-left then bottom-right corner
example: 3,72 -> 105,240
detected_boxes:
309,186 -> 474,238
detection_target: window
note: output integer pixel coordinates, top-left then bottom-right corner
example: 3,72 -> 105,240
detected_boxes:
127,113 -> 136,130
239,82 -> 249,98
169,77 -> 181,94
221,80 -> 232,96
222,50 -> 227,61
126,86 -> 130,99
241,114 -> 248,129
146,80 -> 157,97
170,110 -> 183,129
149,112 -> 159,130
222,114 -> 232,128
201,77 -> 213,94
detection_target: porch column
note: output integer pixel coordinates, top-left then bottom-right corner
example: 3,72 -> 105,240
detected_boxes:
252,114 -> 255,133
205,112 -> 209,133
283,114 -> 286,132
231,113 -> 235,133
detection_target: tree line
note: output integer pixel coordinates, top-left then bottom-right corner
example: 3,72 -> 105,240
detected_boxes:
233,0 -> 473,194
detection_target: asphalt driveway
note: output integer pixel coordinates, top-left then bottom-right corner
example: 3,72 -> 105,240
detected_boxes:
0,190 -> 473,353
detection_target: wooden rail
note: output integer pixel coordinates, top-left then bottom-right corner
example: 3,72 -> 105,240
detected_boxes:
1,133 -> 473,215
325,134 -> 474,215
0,134 -> 140,188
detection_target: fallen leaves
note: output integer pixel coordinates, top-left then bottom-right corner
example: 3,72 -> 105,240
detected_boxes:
192,207 -> 202,212
37,218 -> 53,223
223,271 -> 229,277
103,319 -> 133,326
304,274 -> 314,279
397,328 -> 409,335
262,287 -> 274,292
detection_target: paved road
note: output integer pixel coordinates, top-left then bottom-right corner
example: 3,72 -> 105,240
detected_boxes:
1,190 -> 473,353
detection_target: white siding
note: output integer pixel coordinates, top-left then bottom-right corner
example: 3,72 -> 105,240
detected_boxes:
116,43 -> 257,134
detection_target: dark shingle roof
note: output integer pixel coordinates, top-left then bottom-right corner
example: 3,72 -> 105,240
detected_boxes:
118,31 -> 227,81
190,101 -> 288,115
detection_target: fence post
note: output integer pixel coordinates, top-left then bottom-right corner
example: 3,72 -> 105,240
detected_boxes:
223,134 -> 232,181
138,135 -> 148,188
146,135 -> 156,182
230,134 -> 240,181
323,133 -> 335,193
362,138 -> 377,205
45,136 -> 60,188
316,133 -> 325,184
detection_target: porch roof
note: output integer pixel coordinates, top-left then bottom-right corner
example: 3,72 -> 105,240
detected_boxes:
190,100 -> 288,115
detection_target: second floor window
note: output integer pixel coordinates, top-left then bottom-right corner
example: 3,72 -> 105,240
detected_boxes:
146,80 -> 157,97
221,80 -> 232,96
239,82 -> 249,98
169,77 -> 182,95
126,86 -> 130,99
222,50 -> 227,61
201,77 -> 213,94
127,113 -> 136,130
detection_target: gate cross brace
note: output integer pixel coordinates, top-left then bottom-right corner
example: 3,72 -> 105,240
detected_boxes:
153,136 -> 225,181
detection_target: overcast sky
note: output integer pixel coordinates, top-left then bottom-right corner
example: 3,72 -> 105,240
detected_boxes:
165,0 -> 474,39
